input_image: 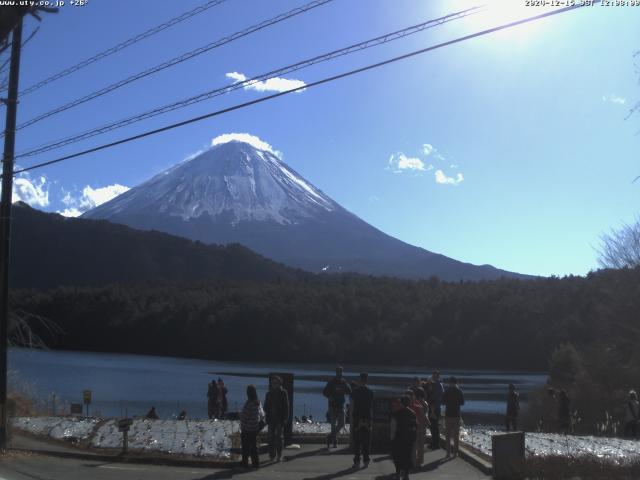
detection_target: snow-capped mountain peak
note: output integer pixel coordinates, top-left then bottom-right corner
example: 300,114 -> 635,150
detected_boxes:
86,140 -> 335,225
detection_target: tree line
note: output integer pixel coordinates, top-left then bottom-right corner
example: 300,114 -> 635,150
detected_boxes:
10,267 -> 640,373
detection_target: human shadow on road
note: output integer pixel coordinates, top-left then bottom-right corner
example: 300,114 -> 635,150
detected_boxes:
194,466 -> 253,479
413,456 -> 449,472
372,456 -> 449,479
282,447 -> 332,462
301,465 -> 362,480
372,455 -> 391,463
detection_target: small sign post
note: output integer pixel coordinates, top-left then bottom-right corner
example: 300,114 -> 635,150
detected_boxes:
118,418 -> 133,454
82,390 -> 92,417
70,403 -> 83,415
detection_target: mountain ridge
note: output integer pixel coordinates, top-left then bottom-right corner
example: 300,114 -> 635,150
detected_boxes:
83,140 -> 532,281
9,202 -> 304,289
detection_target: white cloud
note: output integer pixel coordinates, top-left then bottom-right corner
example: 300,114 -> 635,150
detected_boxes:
57,183 -> 130,217
226,72 -> 246,83
435,169 -> 464,186
422,144 -> 434,156
61,191 -> 74,206
211,133 -> 281,157
11,174 -> 49,207
602,93 -> 626,105
59,208 -> 82,218
226,71 -> 306,93
79,184 -> 129,210
388,153 -> 429,173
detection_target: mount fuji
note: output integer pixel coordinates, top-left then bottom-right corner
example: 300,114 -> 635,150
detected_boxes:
83,138 -> 526,281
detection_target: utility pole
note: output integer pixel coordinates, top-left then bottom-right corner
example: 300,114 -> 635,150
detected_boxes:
0,18 -> 23,451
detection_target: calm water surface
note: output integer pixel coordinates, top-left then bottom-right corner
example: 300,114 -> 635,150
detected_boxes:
9,348 -> 547,423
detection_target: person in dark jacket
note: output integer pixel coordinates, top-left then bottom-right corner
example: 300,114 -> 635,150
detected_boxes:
557,389 -> 571,434
145,406 -> 159,420
351,372 -> 374,469
506,383 -> 520,431
428,371 -> 444,449
442,377 -> 464,458
391,395 -> 417,480
207,379 -> 220,419
239,384 -> 265,469
425,380 -> 440,451
264,375 -> 289,462
217,378 -> 229,419
323,366 -> 352,448
624,390 -> 640,438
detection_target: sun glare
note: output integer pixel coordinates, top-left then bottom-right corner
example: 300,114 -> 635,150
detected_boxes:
452,0 -> 554,39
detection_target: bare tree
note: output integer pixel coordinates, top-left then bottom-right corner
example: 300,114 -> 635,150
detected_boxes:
8,310 -> 62,349
598,217 -> 640,269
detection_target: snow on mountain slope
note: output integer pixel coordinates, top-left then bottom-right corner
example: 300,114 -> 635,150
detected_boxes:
87,141 -> 335,226
84,137 -> 528,281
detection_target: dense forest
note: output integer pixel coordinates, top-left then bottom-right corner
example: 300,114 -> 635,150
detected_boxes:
10,267 -> 640,373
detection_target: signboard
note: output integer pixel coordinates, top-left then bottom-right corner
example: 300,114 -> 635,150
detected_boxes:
82,390 -> 92,405
118,418 -> 133,432
492,432 -> 525,479
70,403 -> 83,415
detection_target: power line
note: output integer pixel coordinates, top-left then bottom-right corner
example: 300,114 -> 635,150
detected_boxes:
13,2 -> 595,177
3,0 -> 228,97
7,0 -> 334,135
15,6 -> 483,160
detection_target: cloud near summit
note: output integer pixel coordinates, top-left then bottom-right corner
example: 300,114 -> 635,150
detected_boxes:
211,133 -> 282,158
59,184 -> 130,217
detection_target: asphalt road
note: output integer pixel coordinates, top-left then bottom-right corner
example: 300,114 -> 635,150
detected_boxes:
0,446 -> 489,480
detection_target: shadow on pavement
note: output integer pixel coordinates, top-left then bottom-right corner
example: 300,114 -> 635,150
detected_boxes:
301,465 -> 361,480
283,447 -> 330,462
414,456 -> 449,472
195,467 -> 252,479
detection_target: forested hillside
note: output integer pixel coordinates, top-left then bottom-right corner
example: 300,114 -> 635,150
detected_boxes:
10,267 -> 640,371
10,203 -> 304,288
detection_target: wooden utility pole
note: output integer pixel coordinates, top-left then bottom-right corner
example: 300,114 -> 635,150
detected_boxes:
0,17 -> 23,451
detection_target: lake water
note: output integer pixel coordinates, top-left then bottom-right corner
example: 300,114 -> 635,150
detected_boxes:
8,348 -> 547,424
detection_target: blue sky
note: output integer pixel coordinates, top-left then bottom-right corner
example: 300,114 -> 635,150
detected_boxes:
5,0 -> 639,277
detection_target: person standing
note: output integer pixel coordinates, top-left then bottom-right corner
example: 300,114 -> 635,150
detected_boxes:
425,381 -> 440,450
323,366 -> 352,448
428,371 -> 444,449
207,378 -> 220,419
351,372 -> 374,469
441,376 -> 464,458
145,406 -> 159,419
218,378 -> 229,419
557,389 -> 571,434
624,390 -> 639,438
409,377 -> 423,395
264,375 -> 289,462
506,383 -> 520,431
391,395 -> 417,480
239,384 -> 264,469
412,388 -> 429,466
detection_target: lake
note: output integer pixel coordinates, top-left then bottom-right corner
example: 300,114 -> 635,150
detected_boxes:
8,348 -> 547,424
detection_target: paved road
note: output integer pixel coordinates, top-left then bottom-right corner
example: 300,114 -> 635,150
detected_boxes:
0,446 -> 488,480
